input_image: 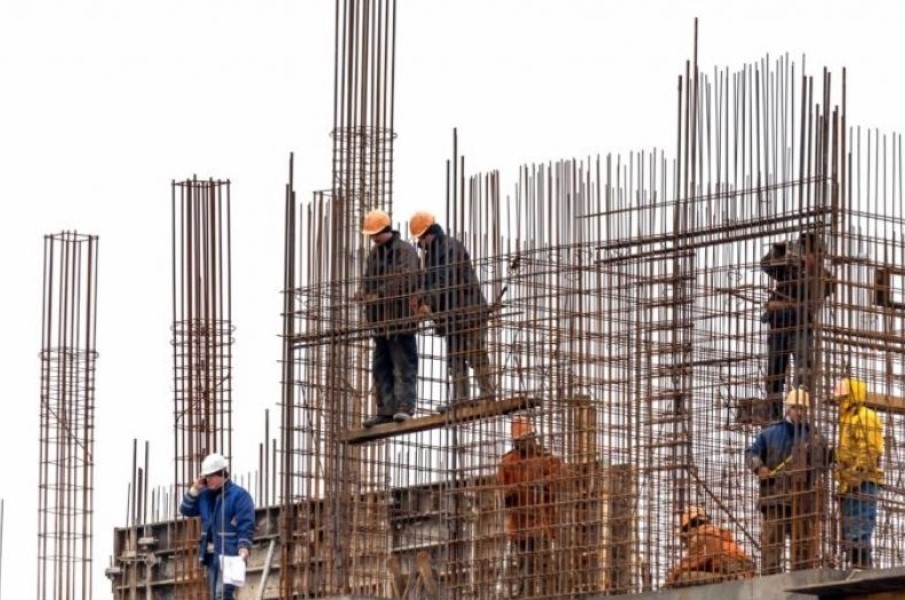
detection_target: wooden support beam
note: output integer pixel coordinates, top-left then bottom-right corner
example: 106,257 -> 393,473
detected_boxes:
864,392 -> 905,415
343,396 -> 542,444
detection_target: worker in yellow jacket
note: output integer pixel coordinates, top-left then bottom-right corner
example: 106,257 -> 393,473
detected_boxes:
832,377 -> 884,569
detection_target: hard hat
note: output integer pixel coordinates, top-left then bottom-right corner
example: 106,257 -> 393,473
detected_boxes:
361,209 -> 391,235
680,506 -> 708,530
833,378 -> 852,399
511,415 -> 535,440
409,211 -> 435,238
201,452 -> 228,476
784,387 -> 810,408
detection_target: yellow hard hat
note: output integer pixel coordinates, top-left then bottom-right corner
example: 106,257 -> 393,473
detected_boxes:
511,415 -> 535,440
409,211 -> 435,238
361,209 -> 391,235
785,387 -> 810,408
680,506 -> 708,530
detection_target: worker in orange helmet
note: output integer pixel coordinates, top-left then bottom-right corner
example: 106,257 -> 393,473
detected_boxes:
498,415 -> 565,597
357,209 -> 422,427
409,211 -> 495,412
664,506 -> 755,588
830,376 -> 884,569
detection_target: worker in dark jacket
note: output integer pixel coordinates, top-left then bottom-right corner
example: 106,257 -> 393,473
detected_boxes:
409,212 -> 494,412
665,506 -> 755,588
180,452 -> 255,600
757,231 -> 834,422
745,388 -> 829,574
498,416 -> 565,598
358,209 -> 422,427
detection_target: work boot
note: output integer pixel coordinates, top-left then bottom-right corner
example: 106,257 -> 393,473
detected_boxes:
363,415 -> 394,428
393,410 -> 413,423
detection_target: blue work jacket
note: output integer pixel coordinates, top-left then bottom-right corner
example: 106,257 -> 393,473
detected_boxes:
179,480 -> 255,564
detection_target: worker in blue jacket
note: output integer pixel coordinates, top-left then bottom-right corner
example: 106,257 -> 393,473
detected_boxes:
180,452 -> 255,600
745,388 -> 829,574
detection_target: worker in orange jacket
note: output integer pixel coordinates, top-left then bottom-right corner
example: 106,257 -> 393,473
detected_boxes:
498,415 -> 564,597
665,506 -> 755,588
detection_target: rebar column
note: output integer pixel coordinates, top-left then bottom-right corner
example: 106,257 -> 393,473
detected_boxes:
37,231 -> 99,600
171,177 -> 234,599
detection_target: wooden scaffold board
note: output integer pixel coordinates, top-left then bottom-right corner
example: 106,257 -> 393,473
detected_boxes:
343,395 -> 542,444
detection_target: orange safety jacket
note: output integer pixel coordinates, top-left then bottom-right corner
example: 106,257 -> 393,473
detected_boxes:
498,443 -> 564,541
665,524 -> 754,586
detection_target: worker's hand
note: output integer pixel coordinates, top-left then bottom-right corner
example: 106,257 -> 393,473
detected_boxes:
190,476 -> 207,496
238,547 -> 250,562
756,466 -> 771,480
417,304 -> 431,317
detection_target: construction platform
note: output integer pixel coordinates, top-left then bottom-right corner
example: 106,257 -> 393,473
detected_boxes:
343,395 -> 542,444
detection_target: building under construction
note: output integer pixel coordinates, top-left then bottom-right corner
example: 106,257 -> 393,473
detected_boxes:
94,3 -> 905,600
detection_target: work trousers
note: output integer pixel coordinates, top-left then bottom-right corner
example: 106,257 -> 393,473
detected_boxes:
373,334 -> 418,416
765,327 -> 814,419
446,324 -> 494,402
761,504 -> 817,574
205,555 -> 236,600
840,481 -> 879,569
511,537 -> 558,599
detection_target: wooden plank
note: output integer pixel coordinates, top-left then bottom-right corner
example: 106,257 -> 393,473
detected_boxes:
864,392 -> 905,415
343,396 -> 541,444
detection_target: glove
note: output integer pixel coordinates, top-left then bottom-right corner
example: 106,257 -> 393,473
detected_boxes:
239,547 -> 250,561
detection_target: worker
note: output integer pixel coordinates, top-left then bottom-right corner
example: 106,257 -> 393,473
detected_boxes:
752,231 -> 834,423
357,209 -> 422,427
410,211 -> 495,412
745,388 -> 830,573
498,415 -> 565,598
664,506 -> 755,588
831,376 -> 884,569
179,452 -> 255,600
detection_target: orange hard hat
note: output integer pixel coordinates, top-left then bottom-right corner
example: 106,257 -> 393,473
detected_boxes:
511,415 -> 535,440
409,211 -> 435,238
361,209 -> 391,235
680,506 -> 708,530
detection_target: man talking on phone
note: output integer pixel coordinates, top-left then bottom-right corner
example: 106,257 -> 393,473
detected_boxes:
180,452 -> 255,600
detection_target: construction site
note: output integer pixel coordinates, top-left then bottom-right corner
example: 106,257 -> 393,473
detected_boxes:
30,2 -> 905,600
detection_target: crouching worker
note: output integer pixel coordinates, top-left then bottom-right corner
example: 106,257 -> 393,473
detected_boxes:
665,506 -> 755,588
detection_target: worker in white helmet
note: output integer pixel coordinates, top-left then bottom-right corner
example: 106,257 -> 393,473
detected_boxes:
180,452 -> 255,600
745,388 -> 830,574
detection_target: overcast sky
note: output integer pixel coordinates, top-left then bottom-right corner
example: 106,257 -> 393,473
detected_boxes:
1,1 -> 904,598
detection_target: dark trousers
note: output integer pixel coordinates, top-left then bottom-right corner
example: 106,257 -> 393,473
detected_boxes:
841,482 -> 878,568
761,504 -> 817,574
206,556 -> 236,600
765,327 -> 813,418
373,334 -> 417,415
446,325 -> 494,402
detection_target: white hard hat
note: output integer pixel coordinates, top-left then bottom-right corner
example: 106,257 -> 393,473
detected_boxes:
784,388 -> 810,408
833,378 -> 852,399
201,452 -> 228,476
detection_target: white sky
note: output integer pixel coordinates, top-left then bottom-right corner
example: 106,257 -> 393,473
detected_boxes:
1,1 -> 904,598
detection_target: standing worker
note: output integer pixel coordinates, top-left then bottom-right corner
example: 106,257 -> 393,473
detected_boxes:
755,231 -> 834,422
664,506 -> 755,588
498,415 -> 565,598
409,211 -> 495,412
745,388 -> 829,573
358,209 -> 422,427
831,376 -> 884,569
179,452 -> 255,600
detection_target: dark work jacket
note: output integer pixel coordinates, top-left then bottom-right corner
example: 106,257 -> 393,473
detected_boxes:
179,480 -> 255,565
761,246 -> 834,327
745,420 -> 829,510
361,231 -> 420,336
422,229 -> 489,336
